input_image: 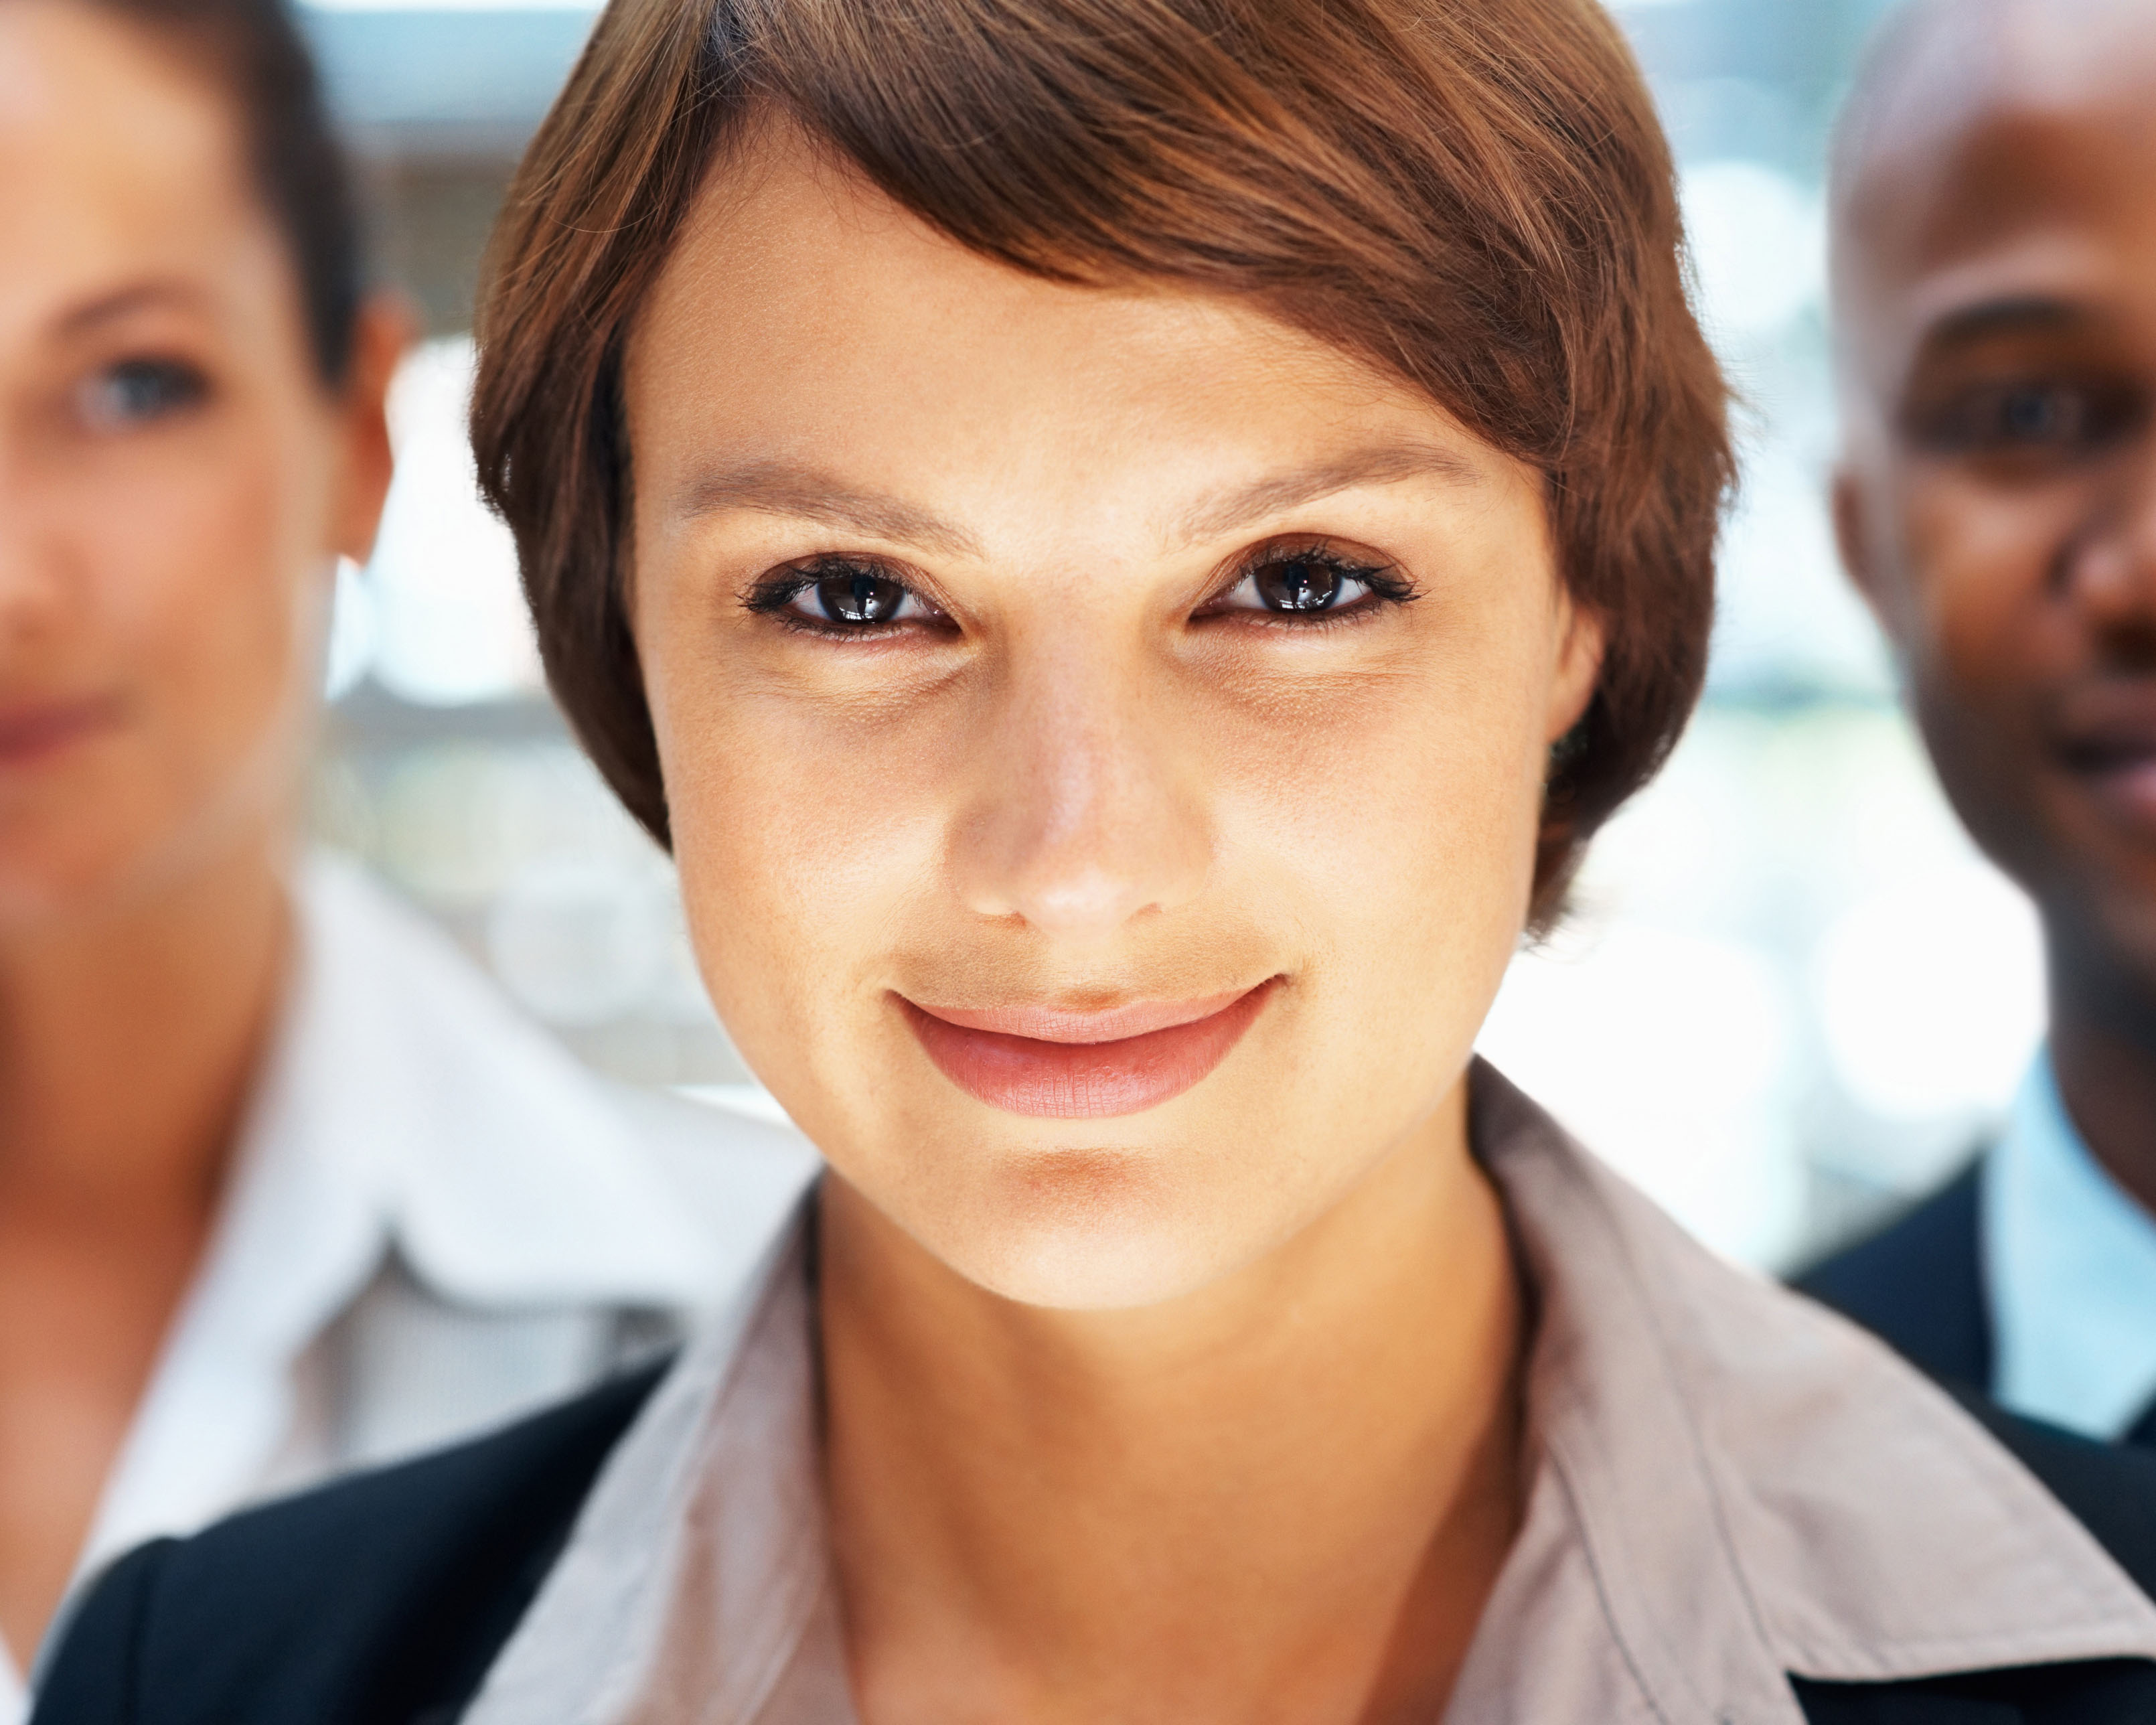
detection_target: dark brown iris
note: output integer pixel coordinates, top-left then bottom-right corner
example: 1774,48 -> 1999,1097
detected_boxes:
1254,555 -> 1344,612
816,569 -> 908,625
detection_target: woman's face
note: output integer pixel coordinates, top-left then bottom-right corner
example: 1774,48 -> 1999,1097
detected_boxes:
0,0 -> 394,928
627,133 -> 1601,1309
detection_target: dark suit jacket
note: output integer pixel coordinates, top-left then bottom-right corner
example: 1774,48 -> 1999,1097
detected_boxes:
1799,1162 -> 1994,1394
31,1347 -> 2156,1725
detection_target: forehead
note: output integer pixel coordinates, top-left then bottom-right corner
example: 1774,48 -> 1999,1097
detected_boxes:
1838,1 -> 2156,334
0,1 -> 264,330
625,128 -> 1515,530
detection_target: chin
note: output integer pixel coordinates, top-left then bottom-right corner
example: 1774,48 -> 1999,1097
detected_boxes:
921,1146 -> 1256,1311
0,829 -> 134,931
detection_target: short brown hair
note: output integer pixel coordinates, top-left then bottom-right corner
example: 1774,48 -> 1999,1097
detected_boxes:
473,0 -> 1729,925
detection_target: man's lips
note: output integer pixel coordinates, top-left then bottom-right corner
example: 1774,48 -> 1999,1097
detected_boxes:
898,980 -> 1279,1119
0,696 -> 123,766
2047,683 -> 2156,829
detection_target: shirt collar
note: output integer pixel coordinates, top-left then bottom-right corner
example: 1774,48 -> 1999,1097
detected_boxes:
1460,1063 -> 2156,1721
468,1063 -> 2156,1725
80,853 -> 733,1572
253,851 -> 728,1314
1985,1049 -> 2156,1439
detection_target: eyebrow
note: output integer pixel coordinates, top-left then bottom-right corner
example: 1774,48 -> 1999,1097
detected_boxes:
55,279 -> 214,338
1915,296 -> 2096,358
672,439 -> 1483,560
674,460 -> 982,558
1172,442 -> 1483,545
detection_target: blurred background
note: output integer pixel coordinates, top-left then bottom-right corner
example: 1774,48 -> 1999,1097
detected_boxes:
303,0 -> 2015,1272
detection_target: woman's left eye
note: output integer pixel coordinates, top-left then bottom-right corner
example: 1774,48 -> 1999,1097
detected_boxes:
1211,551 -> 1399,617
77,358 -> 210,431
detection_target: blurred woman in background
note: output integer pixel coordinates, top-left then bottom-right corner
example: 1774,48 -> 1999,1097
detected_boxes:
0,0 -> 807,1706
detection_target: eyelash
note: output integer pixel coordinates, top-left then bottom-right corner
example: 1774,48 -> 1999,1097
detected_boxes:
740,542 -> 1419,640
742,558 -> 949,639
1203,544 -> 1419,625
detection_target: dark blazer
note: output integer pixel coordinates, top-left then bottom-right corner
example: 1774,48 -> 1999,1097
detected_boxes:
1802,1162 -> 2156,1450
31,1353 -> 2156,1725
1798,1161 -> 1994,1393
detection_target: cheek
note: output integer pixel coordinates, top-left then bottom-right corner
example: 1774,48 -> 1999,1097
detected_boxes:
110,453 -> 314,682
99,439 -> 325,796
658,651 -> 952,1061
1223,662 -> 1537,929
1900,473 -> 2078,692
1,410 -> 334,913
1211,630 -> 1548,1065
1894,471 -> 2092,871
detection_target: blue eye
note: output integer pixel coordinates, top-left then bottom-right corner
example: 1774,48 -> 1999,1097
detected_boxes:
78,358 -> 209,430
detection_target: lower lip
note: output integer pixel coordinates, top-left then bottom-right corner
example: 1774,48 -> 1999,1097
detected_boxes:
899,981 -> 1278,1119
0,700 -> 121,767
2072,757 -> 2156,832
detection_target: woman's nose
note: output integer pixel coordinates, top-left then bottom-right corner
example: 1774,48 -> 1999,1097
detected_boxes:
0,461 -> 68,646
946,648 -> 1211,939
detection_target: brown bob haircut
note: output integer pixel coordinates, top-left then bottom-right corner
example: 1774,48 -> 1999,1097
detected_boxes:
473,0 -> 1729,925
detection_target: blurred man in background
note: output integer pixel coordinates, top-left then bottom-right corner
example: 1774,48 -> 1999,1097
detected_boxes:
1802,0 -> 2156,1445
0,0 -> 810,1710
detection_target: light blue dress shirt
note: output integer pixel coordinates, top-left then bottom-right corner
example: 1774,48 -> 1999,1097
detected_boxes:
1985,1049 -> 2156,1440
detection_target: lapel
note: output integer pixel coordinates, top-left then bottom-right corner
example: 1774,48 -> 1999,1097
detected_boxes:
1794,1661 -> 2156,1722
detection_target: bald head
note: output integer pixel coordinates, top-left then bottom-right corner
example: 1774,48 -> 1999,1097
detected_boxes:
1835,0 -> 2156,206
1825,0 -> 2156,1051
1832,0 -> 2156,402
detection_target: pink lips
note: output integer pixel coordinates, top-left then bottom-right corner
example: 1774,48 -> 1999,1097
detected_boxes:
0,696 -> 123,767
899,980 -> 1278,1118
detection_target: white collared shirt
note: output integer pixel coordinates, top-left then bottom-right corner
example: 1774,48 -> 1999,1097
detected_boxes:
464,1063 -> 2156,1725
1986,1049 -> 2156,1440
5,852 -> 819,1722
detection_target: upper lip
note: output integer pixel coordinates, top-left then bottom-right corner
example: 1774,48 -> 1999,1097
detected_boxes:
0,694 -> 123,752
2050,683 -> 2156,772
900,985 -> 1267,1045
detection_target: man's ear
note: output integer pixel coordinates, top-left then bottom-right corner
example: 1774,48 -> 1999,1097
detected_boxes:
1833,463 -> 1890,624
331,293 -> 417,565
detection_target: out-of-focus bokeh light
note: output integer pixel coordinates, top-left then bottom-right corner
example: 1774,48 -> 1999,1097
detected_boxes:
363,338 -> 543,706
1481,919 -> 1804,1266
323,556 -> 376,702
1813,869 -> 2045,1126
1681,160 -> 1825,342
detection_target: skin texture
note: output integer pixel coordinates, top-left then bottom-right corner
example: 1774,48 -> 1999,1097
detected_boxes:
1835,0 -> 2156,1213
627,128 -> 1601,1724
0,0 -> 399,1663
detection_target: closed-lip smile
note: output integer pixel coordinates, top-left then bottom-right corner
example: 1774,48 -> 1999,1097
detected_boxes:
0,694 -> 123,768
2050,682 -> 2156,830
897,980 -> 1280,1118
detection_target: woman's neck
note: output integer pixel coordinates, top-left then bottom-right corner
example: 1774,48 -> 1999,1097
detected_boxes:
821,1076 -> 1525,1725
0,822 -> 293,1660
0,830 -> 291,1212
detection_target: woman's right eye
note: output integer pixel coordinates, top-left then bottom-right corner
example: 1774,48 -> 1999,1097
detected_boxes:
749,562 -> 943,632
76,358 -> 210,431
